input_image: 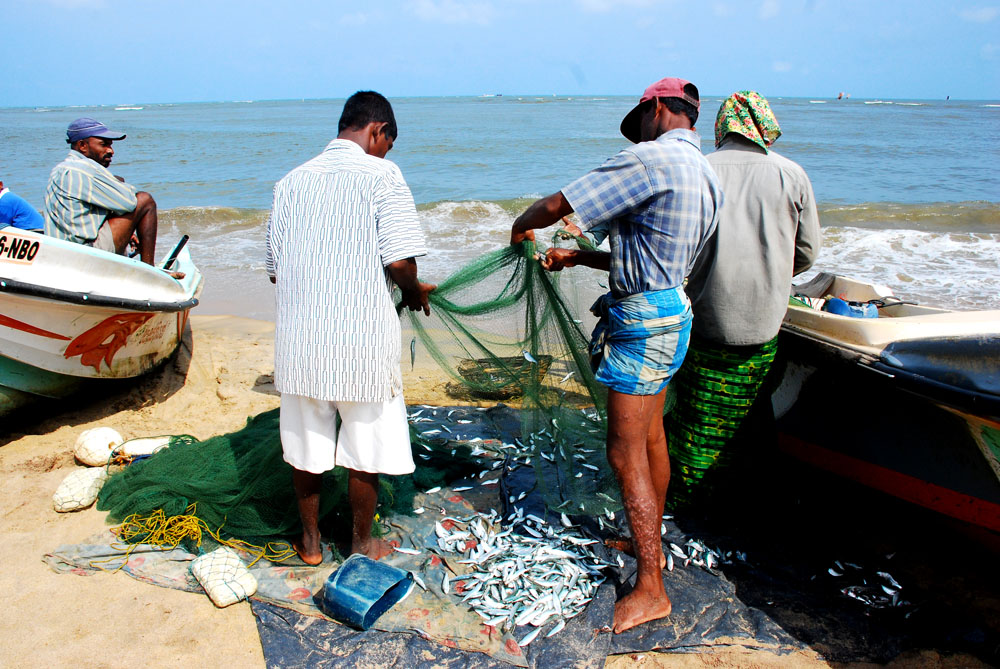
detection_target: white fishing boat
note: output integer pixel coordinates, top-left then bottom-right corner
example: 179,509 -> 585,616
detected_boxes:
773,272 -> 1000,532
0,230 -> 203,417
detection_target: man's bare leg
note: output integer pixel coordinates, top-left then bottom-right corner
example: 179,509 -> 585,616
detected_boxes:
606,388 -> 672,634
348,469 -> 393,560
105,191 -> 160,265
648,401 -> 671,528
292,468 -> 324,565
605,412 -> 671,568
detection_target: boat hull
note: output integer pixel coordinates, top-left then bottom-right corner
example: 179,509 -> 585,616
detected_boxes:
774,330 -> 1000,533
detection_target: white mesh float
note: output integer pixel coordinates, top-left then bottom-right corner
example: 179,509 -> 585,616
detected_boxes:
74,427 -> 124,467
53,467 -> 110,512
191,547 -> 258,608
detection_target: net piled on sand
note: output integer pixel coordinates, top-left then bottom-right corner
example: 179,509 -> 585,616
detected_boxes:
97,409 -> 487,545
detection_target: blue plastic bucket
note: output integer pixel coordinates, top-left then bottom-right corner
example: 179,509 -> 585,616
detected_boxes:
318,554 -> 414,630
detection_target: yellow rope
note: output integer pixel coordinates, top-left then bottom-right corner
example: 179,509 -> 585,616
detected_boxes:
94,503 -> 297,572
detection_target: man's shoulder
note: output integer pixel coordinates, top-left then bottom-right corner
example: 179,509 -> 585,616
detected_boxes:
764,149 -> 808,175
50,152 -> 99,179
281,148 -> 399,184
633,132 -> 708,168
0,190 -> 30,211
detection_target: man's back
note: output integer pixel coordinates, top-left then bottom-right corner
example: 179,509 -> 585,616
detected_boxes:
45,150 -> 137,244
265,139 -> 425,403
687,135 -> 820,345
0,187 -> 44,231
564,128 -> 722,299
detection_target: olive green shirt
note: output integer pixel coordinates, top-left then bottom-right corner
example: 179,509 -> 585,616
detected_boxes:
686,135 -> 821,345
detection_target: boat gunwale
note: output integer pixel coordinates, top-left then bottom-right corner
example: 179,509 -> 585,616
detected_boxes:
0,277 -> 199,313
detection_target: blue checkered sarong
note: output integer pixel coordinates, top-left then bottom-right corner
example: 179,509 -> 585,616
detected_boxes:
589,287 -> 692,396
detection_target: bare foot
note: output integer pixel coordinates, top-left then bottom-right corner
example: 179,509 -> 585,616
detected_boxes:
605,538 -> 667,569
292,536 -> 323,566
613,588 -> 672,634
353,537 -> 394,561
162,269 -> 186,279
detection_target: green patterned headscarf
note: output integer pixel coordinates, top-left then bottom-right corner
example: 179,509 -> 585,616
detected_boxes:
714,90 -> 781,152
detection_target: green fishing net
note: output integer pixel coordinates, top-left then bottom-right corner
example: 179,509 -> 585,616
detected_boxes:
98,237 -> 624,547
404,239 -> 620,516
97,409 -> 488,544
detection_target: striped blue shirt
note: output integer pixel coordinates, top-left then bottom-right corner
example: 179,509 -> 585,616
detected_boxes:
44,150 -> 138,243
266,139 -> 427,402
562,129 -> 723,299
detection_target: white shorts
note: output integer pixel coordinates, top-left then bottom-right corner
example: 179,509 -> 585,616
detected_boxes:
279,393 -> 415,476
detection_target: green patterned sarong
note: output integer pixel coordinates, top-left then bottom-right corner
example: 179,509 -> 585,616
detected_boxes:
665,336 -> 778,507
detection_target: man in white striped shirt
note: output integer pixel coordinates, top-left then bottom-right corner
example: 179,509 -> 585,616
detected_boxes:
266,91 -> 434,564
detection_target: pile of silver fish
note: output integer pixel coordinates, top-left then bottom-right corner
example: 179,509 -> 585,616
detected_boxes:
432,508 -> 608,647
826,560 -> 911,611
664,535 -> 747,573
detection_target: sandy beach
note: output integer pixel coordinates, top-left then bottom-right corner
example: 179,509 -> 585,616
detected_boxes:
0,316 -> 989,668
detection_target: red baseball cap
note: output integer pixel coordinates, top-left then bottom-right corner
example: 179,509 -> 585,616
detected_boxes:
619,77 -> 700,143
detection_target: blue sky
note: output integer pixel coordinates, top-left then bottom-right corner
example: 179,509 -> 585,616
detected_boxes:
3,0 -> 998,107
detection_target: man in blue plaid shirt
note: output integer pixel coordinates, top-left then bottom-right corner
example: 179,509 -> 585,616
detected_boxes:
511,77 -> 722,634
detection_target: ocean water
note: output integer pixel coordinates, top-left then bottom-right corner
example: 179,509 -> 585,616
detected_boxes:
2,96 -> 998,319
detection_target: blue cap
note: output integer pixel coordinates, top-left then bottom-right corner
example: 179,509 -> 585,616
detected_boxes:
66,117 -> 126,144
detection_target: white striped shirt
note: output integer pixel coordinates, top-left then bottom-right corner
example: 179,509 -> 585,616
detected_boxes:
265,139 -> 427,402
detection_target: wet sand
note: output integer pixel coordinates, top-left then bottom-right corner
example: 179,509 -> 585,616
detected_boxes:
0,316 -> 990,668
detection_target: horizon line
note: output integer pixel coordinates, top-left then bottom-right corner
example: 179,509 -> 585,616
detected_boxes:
3,93 -> 998,111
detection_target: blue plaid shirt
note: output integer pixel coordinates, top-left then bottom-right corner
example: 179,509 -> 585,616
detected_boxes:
562,129 -> 722,299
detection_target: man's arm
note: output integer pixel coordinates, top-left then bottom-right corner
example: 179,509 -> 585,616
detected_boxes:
62,164 -> 138,215
510,192 -> 574,245
541,247 -> 610,272
793,175 -> 821,275
387,258 -> 435,315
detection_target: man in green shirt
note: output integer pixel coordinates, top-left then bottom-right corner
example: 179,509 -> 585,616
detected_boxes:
45,117 -> 162,267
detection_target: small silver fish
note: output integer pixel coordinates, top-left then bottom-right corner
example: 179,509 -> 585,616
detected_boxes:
452,486 -> 473,492
877,571 -> 902,589
518,625 -> 542,646
559,371 -> 575,384
394,546 -> 421,555
425,486 -> 442,494
410,337 -> 416,370
522,349 -> 538,364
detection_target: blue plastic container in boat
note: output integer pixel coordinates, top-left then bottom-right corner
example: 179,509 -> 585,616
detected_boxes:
823,297 -> 879,318
318,554 -> 414,630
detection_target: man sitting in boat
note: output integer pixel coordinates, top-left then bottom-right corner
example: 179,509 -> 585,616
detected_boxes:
44,118 -> 172,273
0,181 -> 44,232
664,91 -> 821,510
